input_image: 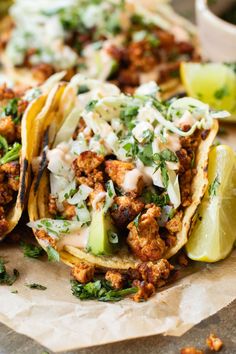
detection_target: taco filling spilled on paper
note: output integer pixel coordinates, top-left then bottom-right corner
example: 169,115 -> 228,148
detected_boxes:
28,76 -> 223,301
2,0 -> 198,95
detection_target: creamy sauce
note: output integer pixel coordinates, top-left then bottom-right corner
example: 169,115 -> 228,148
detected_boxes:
165,134 -> 181,152
177,111 -> 195,129
57,227 -> 89,251
135,160 -> 153,186
92,191 -> 107,210
122,169 -> 143,192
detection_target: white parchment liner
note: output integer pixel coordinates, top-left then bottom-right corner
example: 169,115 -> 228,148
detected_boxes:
0,242 -> 235,352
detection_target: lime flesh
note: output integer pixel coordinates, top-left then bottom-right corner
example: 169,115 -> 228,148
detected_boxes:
186,145 -> 236,262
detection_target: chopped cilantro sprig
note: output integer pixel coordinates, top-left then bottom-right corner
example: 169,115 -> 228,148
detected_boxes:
0,258 -> 19,286
208,176 -> 220,197
0,142 -> 21,165
71,279 -> 137,302
0,135 -> 9,154
153,149 -> 178,188
20,241 -> 44,259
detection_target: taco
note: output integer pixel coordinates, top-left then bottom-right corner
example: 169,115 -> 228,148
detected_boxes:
0,84 -> 43,240
1,0 -> 198,97
0,71 -> 68,241
27,75 -> 223,301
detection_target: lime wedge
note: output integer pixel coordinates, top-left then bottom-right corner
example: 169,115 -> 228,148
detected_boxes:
186,145 -> 236,262
180,63 -> 236,115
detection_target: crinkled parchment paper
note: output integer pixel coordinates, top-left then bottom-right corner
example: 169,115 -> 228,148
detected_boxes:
0,242 -> 236,353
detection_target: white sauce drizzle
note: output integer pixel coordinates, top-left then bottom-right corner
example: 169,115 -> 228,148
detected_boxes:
176,110 -> 195,129
122,169 -> 143,192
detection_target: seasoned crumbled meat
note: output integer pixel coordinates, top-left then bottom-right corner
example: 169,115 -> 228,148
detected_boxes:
32,63 -> 55,83
1,162 -> 20,176
111,196 -> 144,229
0,184 -> 13,205
17,99 -> 28,115
165,234 -> 177,248
62,201 -> 76,220
118,68 -> 140,88
15,124 -> 21,141
76,170 -> 104,188
0,171 -> 4,183
72,262 -> 95,284
136,259 -> 174,287
106,45 -> 123,61
35,229 -> 56,247
178,252 -> 189,267
0,117 -> 16,142
0,219 -> 9,237
1,162 -> 20,192
177,148 -> 192,173
105,160 -> 134,187
0,206 -> 5,218
132,280 -> 155,302
206,334 -> 223,352
48,194 -> 57,216
105,270 -> 125,290
127,204 -> 166,262
7,175 -> 20,192
74,151 -> 104,175
89,182 -> 105,210
177,131 -> 201,207
125,40 -> 157,73
180,348 -> 204,354
165,211 -> 183,234
0,85 -> 15,101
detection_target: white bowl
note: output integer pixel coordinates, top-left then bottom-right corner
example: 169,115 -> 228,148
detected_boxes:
196,0 -> 236,61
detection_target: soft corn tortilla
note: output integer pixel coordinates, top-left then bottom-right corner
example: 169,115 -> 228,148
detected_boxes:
29,97 -> 218,269
0,95 -> 46,241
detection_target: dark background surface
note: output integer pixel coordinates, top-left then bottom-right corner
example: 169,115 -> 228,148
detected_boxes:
1,1 -> 236,353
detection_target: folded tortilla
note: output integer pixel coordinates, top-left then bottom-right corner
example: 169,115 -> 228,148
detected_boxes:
28,75 -> 219,271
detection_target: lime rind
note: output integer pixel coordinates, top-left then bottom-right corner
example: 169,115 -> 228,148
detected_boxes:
180,63 -> 236,116
186,145 -> 236,262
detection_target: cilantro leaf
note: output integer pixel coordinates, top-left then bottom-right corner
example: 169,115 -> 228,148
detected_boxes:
0,258 -> 19,286
208,176 -> 220,197
0,142 -> 21,165
0,135 -> 9,154
25,283 -> 47,290
120,105 -> 139,130
77,85 -> 90,94
214,86 -> 230,100
3,98 -> 19,119
20,241 -> 44,259
85,100 -> 98,112
133,212 -> 141,229
142,189 -> 170,207
153,149 -> 178,188
71,279 -> 137,302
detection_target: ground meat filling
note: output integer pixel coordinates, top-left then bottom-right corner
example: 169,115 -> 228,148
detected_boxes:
0,85 -> 26,237
177,129 -> 204,207
108,26 -> 199,93
47,118 -> 205,299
